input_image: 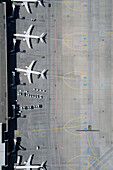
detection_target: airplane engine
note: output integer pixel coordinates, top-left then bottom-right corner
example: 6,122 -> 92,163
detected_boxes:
23,38 -> 26,42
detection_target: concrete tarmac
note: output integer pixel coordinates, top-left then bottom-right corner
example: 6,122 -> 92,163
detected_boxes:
14,0 -> 113,170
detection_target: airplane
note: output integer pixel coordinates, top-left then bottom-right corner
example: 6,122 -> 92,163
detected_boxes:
11,0 -> 45,13
13,25 -> 46,48
14,154 -> 47,169
15,60 -> 48,84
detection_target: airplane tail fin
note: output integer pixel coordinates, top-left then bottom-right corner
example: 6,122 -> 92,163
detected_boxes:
39,0 -> 45,7
35,0 -> 45,7
40,33 -> 47,43
41,69 -> 48,79
41,161 -> 47,169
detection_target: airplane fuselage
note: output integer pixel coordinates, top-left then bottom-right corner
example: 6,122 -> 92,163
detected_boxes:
14,34 -> 40,39
14,165 -> 42,169
15,68 -> 41,75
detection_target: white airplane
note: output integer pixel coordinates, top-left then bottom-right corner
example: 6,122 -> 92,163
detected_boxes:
11,0 -> 45,13
14,154 -> 47,169
14,25 -> 46,48
15,60 -> 47,84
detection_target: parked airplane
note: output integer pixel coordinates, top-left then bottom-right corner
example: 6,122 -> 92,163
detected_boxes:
14,154 -> 47,169
15,60 -> 47,84
11,0 -> 45,13
14,25 -> 46,48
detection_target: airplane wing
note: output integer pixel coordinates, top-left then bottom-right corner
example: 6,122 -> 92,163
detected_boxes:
27,60 -> 36,71
25,37 -> 31,48
23,2 -> 30,13
26,155 -> 34,166
26,72 -> 32,84
26,25 -> 33,35
25,25 -> 34,48
26,60 -> 36,83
